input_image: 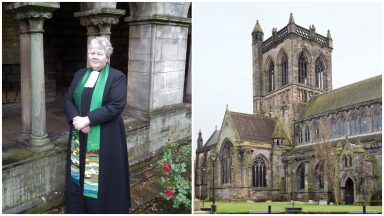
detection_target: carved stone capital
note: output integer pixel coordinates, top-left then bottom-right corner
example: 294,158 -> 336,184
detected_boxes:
79,17 -> 120,27
15,11 -> 52,21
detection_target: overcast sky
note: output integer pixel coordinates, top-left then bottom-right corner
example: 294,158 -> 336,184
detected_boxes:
192,2 -> 382,155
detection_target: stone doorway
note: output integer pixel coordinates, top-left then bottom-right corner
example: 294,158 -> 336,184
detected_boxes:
344,178 -> 354,204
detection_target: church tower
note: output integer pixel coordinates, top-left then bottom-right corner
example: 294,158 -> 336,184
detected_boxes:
252,14 -> 333,125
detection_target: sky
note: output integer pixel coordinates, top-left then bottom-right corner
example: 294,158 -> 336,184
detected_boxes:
192,2 -> 382,155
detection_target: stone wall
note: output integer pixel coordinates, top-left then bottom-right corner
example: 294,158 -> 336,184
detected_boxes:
127,104 -> 191,164
2,148 -> 66,213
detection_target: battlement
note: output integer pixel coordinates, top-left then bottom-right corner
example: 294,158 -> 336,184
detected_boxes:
259,14 -> 332,53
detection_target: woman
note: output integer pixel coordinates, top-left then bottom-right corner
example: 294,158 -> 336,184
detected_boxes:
64,37 -> 131,213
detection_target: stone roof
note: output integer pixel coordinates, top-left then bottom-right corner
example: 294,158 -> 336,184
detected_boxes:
304,75 -> 382,118
252,20 -> 263,33
229,111 -> 275,142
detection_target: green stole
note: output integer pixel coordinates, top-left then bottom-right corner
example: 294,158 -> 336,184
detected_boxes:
70,64 -> 110,199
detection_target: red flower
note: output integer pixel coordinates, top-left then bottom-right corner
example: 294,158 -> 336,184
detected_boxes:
164,189 -> 174,197
163,163 -> 171,172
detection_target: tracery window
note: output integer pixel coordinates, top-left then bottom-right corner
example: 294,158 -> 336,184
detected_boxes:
313,122 -> 320,141
338,116 -> 347,137
331,118 -> 338,138
304,126 -> 310,142
297,163 -> 305,190
315,58 -> 325,89
350,112 -> 359,135
281,53 -> 288,86
252,156 -> 267,187
360,111 -> 369,133
220,140 -> 232,184
297,128 -> 303,144
268,62 -> 275,92
298,52 -> 308,84
373,108 -> 382,131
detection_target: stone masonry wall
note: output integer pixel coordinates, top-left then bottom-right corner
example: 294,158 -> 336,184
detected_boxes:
2,149 -> 66,213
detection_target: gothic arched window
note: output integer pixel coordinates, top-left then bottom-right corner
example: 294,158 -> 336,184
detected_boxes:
252,156 -> 267,187
220,140 -> 232,184
350,112 -> 359,135
298,52 -> 308,84
315,58 -> 325,89
338,115 -> 347,137
372,108 -> 382,131
360,111 -> 369,133
296,127 -> 303,144
297,163 -> 305,190
281,53 -> 288,86
313,122 -> 320,141
331,117 -> 338,138
304,126 -> 310,142
268,61 -> 275,92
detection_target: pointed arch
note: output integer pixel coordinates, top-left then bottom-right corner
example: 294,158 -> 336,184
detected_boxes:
264,57 -> 275,93
311,120 -> 320,141
349,110 -> 359,135
337,113 -> 348,137
277,48 -> 289,87
297,162 -> 306,190
220,138 -> 233,184
295,123 -> 303,144
315,54 -> 327,90
359,108 -> 370,133
298,51 -> 309,85
303,124 -> 310,142
252,154 -> 269,187
330,115 -> 338,138
371,105 -> 382,131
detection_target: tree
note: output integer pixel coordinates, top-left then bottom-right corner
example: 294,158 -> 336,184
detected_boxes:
312,118 -> 339,205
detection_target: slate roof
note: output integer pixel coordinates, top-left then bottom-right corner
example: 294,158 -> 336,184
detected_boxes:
205,129 -> 220,147
229,111 -> 276,142
196,129 -> 220,153
304,75 -> 382,118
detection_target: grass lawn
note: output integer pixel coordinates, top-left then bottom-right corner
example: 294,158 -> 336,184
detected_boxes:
201,201 -> 382,213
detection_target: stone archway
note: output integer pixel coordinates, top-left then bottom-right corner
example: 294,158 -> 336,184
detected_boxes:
345,178 -> 354,204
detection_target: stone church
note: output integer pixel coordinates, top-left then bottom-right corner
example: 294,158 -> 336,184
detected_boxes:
195,14 -> 381,205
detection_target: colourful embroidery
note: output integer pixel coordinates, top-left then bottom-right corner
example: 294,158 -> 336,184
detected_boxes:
70,65 -> 110,199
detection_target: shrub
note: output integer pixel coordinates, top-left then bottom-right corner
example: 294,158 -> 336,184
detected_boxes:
157,142 -> 191,213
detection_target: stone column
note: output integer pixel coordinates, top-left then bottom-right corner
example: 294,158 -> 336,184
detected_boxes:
75,6 -> 125,49
10,3 -> 59,151
125,13 -> 191,120
16,19 -> 32,141
75,7 -> 124,68
27,13 -> 53,151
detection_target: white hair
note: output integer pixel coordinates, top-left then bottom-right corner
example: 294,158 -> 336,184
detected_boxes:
88,37 -> 113,60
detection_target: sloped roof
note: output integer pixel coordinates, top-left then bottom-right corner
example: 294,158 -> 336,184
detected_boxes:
272,120 -> 287,139
196,129 -> 220,153
205,129 -> 220,147
304,75 -> 382,118
229,111 -> 275,142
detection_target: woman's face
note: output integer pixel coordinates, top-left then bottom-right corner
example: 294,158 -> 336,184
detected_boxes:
88,47 -> 108,71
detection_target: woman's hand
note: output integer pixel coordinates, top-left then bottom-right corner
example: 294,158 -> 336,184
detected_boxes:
73,116 -> 90,131
80,126 -> 91,134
